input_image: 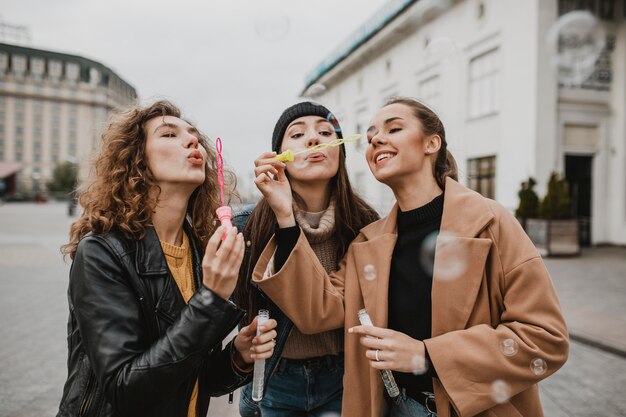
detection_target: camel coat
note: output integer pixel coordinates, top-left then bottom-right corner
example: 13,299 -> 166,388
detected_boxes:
252,178 -> 569,417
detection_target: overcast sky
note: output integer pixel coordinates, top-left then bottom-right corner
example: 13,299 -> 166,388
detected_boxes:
2,0 -> 389,194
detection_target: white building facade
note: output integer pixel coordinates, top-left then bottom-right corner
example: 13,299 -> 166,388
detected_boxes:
302,0 -> 625,246
0,42 -> 137,194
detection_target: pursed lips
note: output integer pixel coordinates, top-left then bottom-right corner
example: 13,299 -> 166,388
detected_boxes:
187,150 -> 204,165
306,152 -> 326,161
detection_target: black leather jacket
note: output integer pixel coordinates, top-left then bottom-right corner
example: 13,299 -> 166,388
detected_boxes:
56,222 -> 249,417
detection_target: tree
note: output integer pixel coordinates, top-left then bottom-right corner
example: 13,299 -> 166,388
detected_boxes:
515,177 -> 540,219
540,172 -> 572,220
46,161 -> 78,195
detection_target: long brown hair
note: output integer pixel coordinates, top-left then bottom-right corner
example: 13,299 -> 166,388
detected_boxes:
233,136 -> 379,323
62,100 -> 235,259
385,97 -> 458,190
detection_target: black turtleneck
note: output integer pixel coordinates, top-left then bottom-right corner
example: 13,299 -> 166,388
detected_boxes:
388,193 -> 444,398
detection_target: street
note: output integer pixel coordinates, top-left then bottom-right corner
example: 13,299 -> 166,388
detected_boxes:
0,202 -> 625,417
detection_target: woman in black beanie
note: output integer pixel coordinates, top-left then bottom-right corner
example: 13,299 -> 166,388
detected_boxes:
234,102 -> 379,417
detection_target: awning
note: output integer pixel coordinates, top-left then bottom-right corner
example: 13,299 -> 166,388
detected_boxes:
0,162 -> 23,178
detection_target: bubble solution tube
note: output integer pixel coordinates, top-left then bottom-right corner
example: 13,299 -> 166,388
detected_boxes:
357,308 -> 400,398
252,309 -> 270,401
214,137 -> 232,239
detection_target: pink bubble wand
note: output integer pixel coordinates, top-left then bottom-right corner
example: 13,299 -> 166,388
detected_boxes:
214,137 -> 233,238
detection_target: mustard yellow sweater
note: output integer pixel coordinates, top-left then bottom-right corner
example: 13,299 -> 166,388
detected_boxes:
160,233 -> 198,417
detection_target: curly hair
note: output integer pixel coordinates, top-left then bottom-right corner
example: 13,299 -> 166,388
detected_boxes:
63,100 -> 236,259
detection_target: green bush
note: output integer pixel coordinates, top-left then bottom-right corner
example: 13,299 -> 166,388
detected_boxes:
540,172 -> 572,220
46,161 -> 78,196
515,177 -> 540,219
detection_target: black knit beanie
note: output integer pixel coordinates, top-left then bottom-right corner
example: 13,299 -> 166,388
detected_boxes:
271,102 -> 344,153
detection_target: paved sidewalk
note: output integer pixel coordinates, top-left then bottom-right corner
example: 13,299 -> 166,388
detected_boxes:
544,247 -> 626,356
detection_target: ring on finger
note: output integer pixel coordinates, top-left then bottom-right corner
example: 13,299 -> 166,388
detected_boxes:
375,349 -> 381,362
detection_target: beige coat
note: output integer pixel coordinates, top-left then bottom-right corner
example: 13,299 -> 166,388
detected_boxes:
253,178 -> 569,417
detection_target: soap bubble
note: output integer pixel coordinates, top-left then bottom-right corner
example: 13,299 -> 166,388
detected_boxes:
363,264 -> 377,281
424,37 -> 459,66
433,232 -> 468,281
289,147 -> 308,170
419,231 -> 438,275
547,11 -> 606,87
491,379 -> 511,404
255,14 -> 290,42
530,358 -> 548,376
500,339 -> 518,357
411,354 -> 428,375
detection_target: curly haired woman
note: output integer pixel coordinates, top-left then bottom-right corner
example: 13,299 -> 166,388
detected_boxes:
56,100 -> 277,417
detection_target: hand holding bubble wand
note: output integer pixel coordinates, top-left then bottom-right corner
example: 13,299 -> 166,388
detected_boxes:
274,134 -> 362,163
357,308 -> 400,398
214,137 -> 233,238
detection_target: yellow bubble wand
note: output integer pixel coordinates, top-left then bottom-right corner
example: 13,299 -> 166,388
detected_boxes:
275,134 -> 362,162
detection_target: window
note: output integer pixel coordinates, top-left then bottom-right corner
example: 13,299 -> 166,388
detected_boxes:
49,60 -> 63,81
559,0 -> 615,20
12,55 -> 27,76
31,57 -> 45,78
467,156 -> 496,199
0,53 -> 8,72
66,62 -> 80,81
354,108 -> 369,151
469,49 -> 499,119
90,67 -> 100,86
419,75 -> 441,112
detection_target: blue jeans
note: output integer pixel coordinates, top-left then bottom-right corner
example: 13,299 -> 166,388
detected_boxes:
239,355 -> 343,417
388,389 -> 437,417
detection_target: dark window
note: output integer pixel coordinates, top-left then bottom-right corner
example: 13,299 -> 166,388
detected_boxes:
559,0 -> 615,20
467,156 -> 496,199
